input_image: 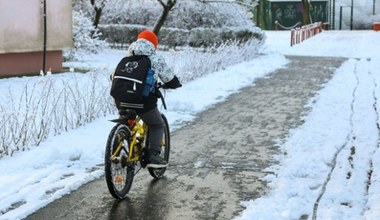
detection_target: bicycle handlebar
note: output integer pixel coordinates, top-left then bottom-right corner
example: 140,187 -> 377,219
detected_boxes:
155,83 -> 167,110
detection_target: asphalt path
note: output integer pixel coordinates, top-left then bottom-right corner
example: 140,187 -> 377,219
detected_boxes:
26,56 -> 346,220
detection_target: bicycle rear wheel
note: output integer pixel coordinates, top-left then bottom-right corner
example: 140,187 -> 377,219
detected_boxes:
148,113 -> 170,179
105,124 -> 134,199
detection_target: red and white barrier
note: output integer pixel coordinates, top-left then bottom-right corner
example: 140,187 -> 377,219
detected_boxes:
291,22 -> 323,47
374,22 -> 380,31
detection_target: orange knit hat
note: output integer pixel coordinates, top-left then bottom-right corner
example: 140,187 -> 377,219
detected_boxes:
137,30 -> 158,48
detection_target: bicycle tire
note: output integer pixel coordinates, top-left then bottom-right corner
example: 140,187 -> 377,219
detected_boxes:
148,113 -> 170,179
104,124 -> 135,199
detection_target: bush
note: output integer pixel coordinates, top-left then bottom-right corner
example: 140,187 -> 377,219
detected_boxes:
98,24 -> 265,48
166,38 -> 265,83
63,11 -> 109,61
0,37 -> 265,157
0,70 -> 114,157
99,0 -> 254,30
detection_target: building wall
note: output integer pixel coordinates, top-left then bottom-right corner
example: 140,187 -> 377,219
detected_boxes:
0,0 -> 72,75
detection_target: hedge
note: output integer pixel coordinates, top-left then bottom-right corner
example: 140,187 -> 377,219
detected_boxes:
98,24 -> 265,48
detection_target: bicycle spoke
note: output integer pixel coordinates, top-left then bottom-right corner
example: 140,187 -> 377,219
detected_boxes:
105,124 -> 134,199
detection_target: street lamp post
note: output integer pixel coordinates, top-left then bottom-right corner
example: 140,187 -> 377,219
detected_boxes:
332,0 -> 336,30
374,0 -> 376,15
339,6 -> 350,30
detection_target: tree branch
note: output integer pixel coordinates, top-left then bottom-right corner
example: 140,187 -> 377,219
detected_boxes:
153,0 -> 177,34
157,0 -> 165,7
197,0 -> 258,9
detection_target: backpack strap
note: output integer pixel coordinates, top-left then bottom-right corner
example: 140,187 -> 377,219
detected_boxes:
119,102 -> 144,109
114,76 -> 143,84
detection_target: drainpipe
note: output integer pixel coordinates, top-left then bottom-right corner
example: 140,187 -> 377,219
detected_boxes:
42,0 -> 47,75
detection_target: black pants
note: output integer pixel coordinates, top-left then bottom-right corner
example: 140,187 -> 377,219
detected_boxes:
115,99 -> 163,152
138,107 -> 164,153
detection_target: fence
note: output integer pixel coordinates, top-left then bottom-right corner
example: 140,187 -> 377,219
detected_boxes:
275,20 -> 302,31
374,22 -> 380,31
290,22 -> 324,47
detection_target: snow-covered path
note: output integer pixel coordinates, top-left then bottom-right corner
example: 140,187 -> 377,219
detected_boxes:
314,58 -> 380,219
237,31 -> 380,220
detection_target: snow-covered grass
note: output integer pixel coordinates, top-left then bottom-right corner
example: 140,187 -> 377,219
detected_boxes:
0,30 -> 380,220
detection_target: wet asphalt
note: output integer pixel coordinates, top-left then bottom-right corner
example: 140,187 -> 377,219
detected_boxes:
25,56 -> 346,220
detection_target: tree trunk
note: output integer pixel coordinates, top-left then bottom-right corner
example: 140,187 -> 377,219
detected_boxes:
153,6 -> 171,35
254,0 -> 266,29
254,4 -> 260,28
153,0 -> 176,35
301,0 -> 311,24
90,0 -> 104,29
258,0 -> 266,29
93,7 -> 102,28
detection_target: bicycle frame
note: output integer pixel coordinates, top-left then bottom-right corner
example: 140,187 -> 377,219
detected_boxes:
110,116 -> 147,163
128,116 -> 147,162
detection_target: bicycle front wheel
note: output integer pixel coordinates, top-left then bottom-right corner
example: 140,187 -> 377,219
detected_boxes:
148,113 -> 170,179
104,124 -> 134,199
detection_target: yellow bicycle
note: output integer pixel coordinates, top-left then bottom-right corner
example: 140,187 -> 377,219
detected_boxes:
104,86 -> 170,199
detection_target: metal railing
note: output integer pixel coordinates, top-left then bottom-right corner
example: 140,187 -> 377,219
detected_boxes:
290,22 -> 324,47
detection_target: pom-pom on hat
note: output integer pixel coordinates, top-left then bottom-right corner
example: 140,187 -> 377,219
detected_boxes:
137,30 -> 158,48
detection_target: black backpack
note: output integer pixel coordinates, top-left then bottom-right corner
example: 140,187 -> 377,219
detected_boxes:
110,55 -> 153,105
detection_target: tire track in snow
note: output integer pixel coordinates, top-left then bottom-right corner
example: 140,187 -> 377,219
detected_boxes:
366,57 -> 380,193
364,57 -> 380,219
312,60 -> 359,220
312,58 -> 380,219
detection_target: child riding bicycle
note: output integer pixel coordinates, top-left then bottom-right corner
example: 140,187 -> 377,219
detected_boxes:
111,30 -> 181,168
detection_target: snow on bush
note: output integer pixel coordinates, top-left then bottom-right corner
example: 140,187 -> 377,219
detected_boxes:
97,24 -> 150,48
0,71 -> 114,157
63,11 -> 109,61
99,0 -> 160,26
72,0 -> 260,56
80,0 -> 263,48
99,0 -> 254,29
0,37 -> 265,157
0,0 -> 265,157
99,24 -> 265,48
166,38 -> 265,83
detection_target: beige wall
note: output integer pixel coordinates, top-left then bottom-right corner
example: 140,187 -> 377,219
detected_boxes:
0,0 -> 72,54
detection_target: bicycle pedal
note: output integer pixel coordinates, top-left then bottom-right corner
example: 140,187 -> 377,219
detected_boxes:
140,159 -> 147,168
111,157 -> 120,164
120,156 -> 128,167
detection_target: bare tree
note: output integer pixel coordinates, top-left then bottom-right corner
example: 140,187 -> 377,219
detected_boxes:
90,0 -> 108,28
301,0 -> 312,24
153,0 -> 177,35
152,0 -> 257,35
